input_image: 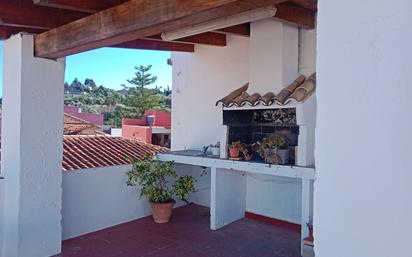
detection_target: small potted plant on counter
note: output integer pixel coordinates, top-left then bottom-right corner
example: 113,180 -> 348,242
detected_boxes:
257,134 -> 290,165
126,154 -> 196,223
228,141 -> 243,159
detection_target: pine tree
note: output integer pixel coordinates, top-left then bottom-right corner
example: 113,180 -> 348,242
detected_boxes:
126,65 -> 158,95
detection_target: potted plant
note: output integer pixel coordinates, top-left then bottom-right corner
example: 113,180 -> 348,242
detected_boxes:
257,134 -> 290,164
126,154 -> 196,223
228,141 -> 242,158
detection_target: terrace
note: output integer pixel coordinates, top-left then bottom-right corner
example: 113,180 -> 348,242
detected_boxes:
0,1 -> 411,257
56,205 -> 301,257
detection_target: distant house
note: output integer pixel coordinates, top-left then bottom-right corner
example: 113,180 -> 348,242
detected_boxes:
64,106 -> 104,126
122,110 -> 171,148
64,113 -> 103,135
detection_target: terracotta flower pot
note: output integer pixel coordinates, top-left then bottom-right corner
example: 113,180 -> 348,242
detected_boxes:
229,147 -> 240,158
150,201 -> 174,223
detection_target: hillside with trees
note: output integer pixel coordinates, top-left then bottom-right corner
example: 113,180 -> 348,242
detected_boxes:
64,65 -> 171,127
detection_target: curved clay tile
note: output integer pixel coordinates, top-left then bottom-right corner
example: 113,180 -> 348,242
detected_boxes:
232,91 -> 250,106
215,83 -> 249,107
243,93 -> 261,106
285,73 -> 316,104
273,75 -> 306,104
260,92 -> 275,105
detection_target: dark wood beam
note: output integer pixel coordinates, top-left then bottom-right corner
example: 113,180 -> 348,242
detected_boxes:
112,39 -> 195,52
216,23 -> 250,37
0,25 -> 44,40
33,0 -> 128,13
0,1 -> 87,29
149,32 -> 227,47
274,2 -> 315,29
34,0 -> 286,59
290,0 -> 317,12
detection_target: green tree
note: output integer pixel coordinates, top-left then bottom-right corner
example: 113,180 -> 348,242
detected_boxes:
126,65 -> 158,95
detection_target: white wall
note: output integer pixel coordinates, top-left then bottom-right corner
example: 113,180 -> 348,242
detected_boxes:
62,165 -> 149,239
315,1 -> 412,257
111,128 -> 122,137
0,180 -> 4,255
171,21 -> 317,224
62,164 -> 205,239
1,34 -> 65,257
171,34 -> 250,151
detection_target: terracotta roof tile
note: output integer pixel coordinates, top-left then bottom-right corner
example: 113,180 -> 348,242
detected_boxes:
62,135 -> 169,171
63,113 -> 101,135
216,73 -> 316,107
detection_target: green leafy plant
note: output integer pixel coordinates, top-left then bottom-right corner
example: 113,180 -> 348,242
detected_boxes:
126,154 -> 196,204
256,134 -> 289,163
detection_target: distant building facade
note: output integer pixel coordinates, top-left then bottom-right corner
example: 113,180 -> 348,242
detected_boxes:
122,110 -> 171,148
64,106 -> 104,126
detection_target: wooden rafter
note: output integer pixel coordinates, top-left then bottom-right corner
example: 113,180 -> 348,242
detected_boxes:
112,39 -> 195,52
290,0 -> 317,12
32,0 -> 128,13
0,26 -> 44,40
216,23 -> 250,37
34,0 -> 286,59
0,1 -> 87,29
274,2 -> 315,29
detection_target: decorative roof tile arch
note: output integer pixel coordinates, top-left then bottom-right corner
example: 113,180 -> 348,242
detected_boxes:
216,73 -> 316,108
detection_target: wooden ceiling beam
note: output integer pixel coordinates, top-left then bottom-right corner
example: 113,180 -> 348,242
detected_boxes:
112,39 -> 195,52
216,23 -> 250,37
32,0 -> 127,13
149,32 -> 227,47
0,1 -> 87,30
290,0 -> 317,12
0,26 -> 44,40
34,0 -> 286,59
273,2 -> 315,29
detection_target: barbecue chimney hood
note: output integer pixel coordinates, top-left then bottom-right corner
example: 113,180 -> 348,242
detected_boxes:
249,19 -> 299,93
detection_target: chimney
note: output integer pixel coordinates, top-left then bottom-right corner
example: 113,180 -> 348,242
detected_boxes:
249,19 -> 299,93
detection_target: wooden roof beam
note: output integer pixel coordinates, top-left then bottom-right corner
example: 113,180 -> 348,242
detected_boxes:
34,0 -> 286,59
112,39 -> 195,52
290,0 -> 317,12
274,2 -> 316,29
32,0 -> 127,13
0,26 -> 44,40
216,23 -> 250,37
0,1 -> 87,29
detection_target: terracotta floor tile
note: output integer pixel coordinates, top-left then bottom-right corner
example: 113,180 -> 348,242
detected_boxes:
55,204 -> 300,257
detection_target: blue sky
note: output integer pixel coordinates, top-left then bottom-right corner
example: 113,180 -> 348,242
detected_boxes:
0,41 -> 172,96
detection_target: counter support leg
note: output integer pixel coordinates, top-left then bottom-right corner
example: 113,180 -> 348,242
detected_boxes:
210,167 -> 246,230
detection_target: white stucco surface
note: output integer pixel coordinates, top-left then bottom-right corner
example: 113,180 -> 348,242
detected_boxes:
171,20 -> 316,224
62,165 -> 151,239
315,1 -> 412,257
249,20 -> 299,93
62,163 -> 207,240
171,34 -> 250,151
1,34 -> 65,257
0,180 -> 4,255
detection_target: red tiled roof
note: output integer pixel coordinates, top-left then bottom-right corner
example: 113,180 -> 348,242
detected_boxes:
64,113 -> 91,124
63,113 -> 99,135
62,135 -> 169,171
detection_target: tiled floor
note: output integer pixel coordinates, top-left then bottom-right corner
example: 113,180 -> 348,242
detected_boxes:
55,204 -> 301,257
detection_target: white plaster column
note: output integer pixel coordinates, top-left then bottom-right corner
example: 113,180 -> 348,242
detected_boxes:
315,1 -> 412,257
1,34 -> 65,257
